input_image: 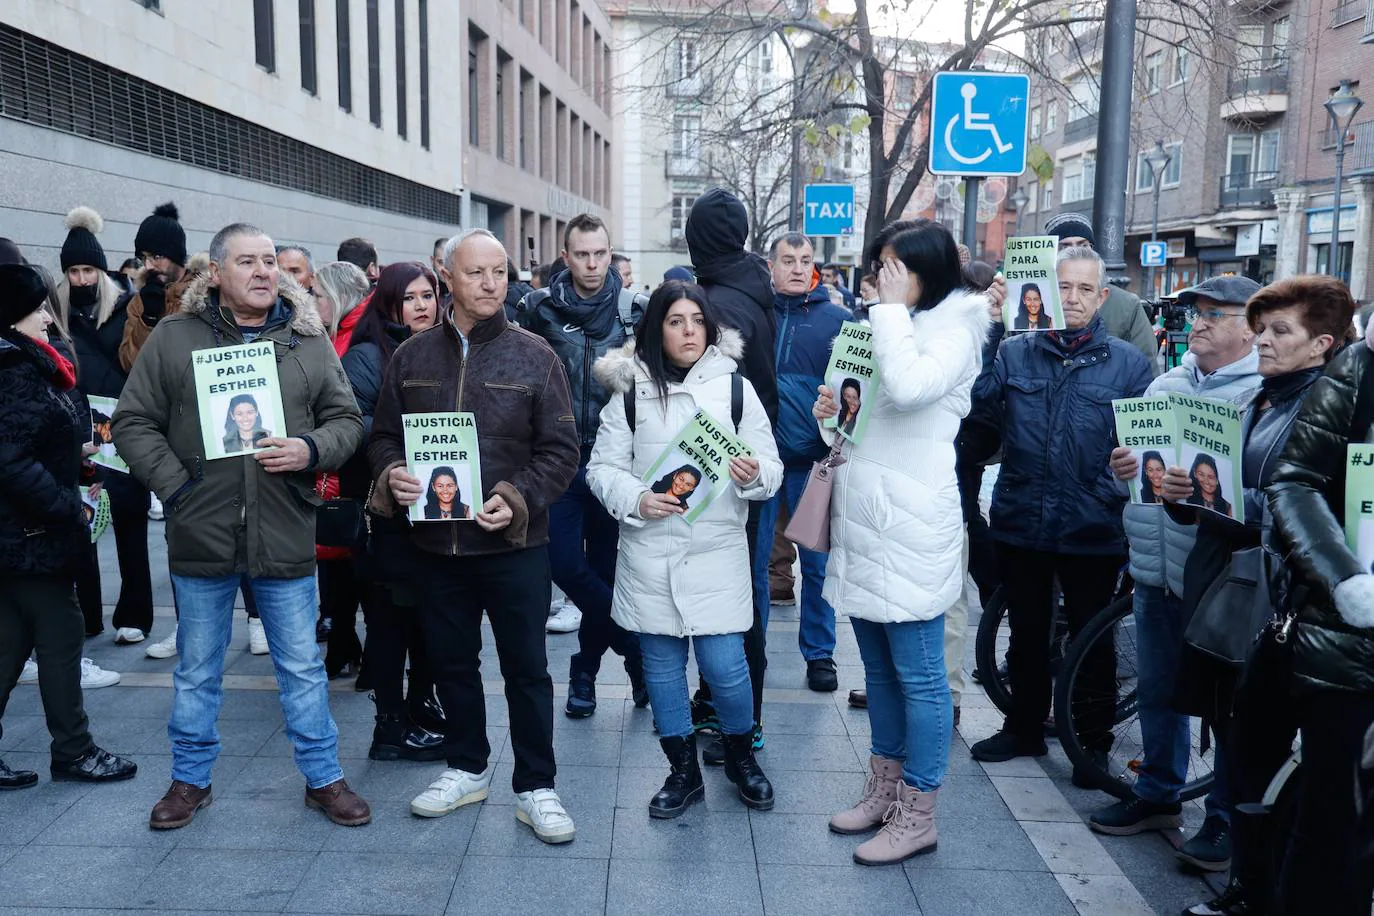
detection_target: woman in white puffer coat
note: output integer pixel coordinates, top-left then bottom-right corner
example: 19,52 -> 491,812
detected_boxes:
817,219 -> 990,867
588,280 -> 781,819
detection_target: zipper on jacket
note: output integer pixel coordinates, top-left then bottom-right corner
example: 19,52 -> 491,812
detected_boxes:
452,347 -> 469,558
582,334 -> 592,445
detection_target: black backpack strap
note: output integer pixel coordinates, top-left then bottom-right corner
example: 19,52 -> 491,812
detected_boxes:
731,372 -> 743,432
624,387 -> 636,462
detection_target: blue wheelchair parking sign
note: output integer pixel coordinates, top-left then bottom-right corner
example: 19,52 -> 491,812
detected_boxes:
928,72 -> 1030,177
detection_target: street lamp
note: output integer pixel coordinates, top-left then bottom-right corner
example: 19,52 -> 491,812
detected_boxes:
1143,140 -> 1172,299
1010,186 -> 1029,236
1324,79 -> 1363,282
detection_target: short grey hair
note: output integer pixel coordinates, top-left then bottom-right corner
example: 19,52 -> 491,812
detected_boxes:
769,232 -> 813,259
1056,244 -> 1107,290
209,223 -> 271,266
442,228 -> 504,268
275,243 -> 314,269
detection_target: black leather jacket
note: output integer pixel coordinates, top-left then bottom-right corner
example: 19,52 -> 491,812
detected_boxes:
1268,343 -> 1374,694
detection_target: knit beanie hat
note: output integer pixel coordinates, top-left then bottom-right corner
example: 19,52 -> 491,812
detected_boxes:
134,202 -> 187,266
1043,213 -> 1096,247
0,264 -> 51,328
60,207 -> 108,272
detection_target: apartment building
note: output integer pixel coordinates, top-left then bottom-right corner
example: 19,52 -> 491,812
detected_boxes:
0,0 -> 463,268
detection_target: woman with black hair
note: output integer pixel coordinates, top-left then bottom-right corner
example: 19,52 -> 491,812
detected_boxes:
221,393 -> 270,453
1139,450 -> 1166,505
588,280 -> 782,818
1013,282 -> 1054,330
815,218 -> 990,866
836,378 -> 863,436
422,467 -> 470,520
1185,453 -> 1232,518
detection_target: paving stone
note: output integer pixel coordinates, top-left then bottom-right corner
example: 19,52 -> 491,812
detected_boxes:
1021,820 -> 1125,876
606,859 -> 762,916
757,701 -> 849,735
909,866 -> 1078,916
0,845 -> 170,909
615,765 -> 745,813
755,732 -> 863,772
287,851 -> 458,915
79,685 -> 172,720
763,768 -> 869,815
758,863 -> 922,916
610,807 -> 754,863
935,773 -> 1015,821
31,784 -> 186,848
486,762 -> 617,812
131,847 -> 316,911
321,800 -> 479,854
466,802 -> 612,859
751,811 -> 865,866
989,775 -> 1082,823
1054,873 -> 1155,915
449,855 -> 607,915
496,723 -> 620,768
174,796 -> 334,851
903,817 -> 1047,872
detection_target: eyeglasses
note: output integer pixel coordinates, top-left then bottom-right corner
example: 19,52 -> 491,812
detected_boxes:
1186,307 -> 1248,324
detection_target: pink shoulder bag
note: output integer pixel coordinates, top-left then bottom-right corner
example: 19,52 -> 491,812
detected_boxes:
783,437 -> 846,552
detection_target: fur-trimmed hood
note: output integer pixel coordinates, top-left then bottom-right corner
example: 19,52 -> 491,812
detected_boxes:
917,287 -> 992,339
179,270 -> 326,337
592,326 -> 745,394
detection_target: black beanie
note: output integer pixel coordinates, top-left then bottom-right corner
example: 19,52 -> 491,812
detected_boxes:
1043,213 -> 1096,247
0,264 -> 51,328
60,207 -> 108,272
135,202 -> 187,266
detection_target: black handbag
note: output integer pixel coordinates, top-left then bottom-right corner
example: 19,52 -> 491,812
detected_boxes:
314,473 -> 364,549
1183,546 -> 1284,667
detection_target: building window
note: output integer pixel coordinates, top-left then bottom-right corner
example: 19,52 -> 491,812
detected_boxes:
495,61 -> 506,160
1227,130 -> 1280,179
395,0 -> 407,138
1270,16 -> 1290,64
894,73 -> 915,111
336,0 -> 351,111
1046,102 -> 1057,132
518,73 -> 528,168
1068,76 -> 1099,118
418,0 -> 429,148
1042,181 -> 1054,210
1171,46 -> 1190,84
672,114 -> 701,158
366,0 -> 381,127
1315,242 -> 1353,284
671,194 -> 697,240
1025,181 -> 1039,214
1136,142 -> 1183,191
468,47 -> 479,145
675,39 -> 698,82
254,0 -> 275,72
1145,50 -> 1162,93
299,0 -> 318,95
1029,105 -> 1041,139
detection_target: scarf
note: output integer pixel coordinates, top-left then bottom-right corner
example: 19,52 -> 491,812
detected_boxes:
548,266 -> 623,339
1046,323 -> 1095,355
33,335 -> 76,390
1259,364 -> 1324,406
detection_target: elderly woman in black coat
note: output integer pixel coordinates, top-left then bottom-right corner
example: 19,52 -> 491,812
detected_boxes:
0,264 -> 136,789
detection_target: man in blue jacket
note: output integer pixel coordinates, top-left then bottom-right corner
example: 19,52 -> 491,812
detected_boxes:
965,245 -> 1153,765
754,232 -> 852,692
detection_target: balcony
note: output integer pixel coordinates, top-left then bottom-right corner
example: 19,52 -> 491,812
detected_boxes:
664,150 -> 711,179
1332,0 -> 1366,26
666,75 -> 706,98
1218,171 -> 1279,209
1063,113 -> 1098,143
1221,67 -> 1290,120
1350,121 -> 1374,174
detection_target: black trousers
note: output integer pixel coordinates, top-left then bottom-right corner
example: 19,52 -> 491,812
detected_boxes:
105,472 -> 155,634
999,544 -> 1123,745
957,462 -> 1001,606
320,558 -> 364,668
364,579 -> 433,718
419,547 -> 555,792
0,575 -> 95,762
74,540 -> 103,635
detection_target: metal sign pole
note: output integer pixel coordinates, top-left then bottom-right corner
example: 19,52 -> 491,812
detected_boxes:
963,178 -> 981,252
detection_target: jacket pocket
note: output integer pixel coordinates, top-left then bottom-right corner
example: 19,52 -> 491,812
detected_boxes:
401,379 -> 442,389
484,382 -> 533,396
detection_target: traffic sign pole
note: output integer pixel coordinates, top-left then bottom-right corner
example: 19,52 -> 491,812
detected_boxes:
962,178 -> 981,252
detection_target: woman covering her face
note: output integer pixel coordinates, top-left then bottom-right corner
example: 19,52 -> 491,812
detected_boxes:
221,393 -> 270,453
422,466 -> 469,520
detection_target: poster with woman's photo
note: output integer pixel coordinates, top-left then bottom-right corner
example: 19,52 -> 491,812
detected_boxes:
822,321 -> 880,444
1344,445 -> 1374,572
1112,396 -> 1177,504
1170,393 -> 1244,523
80,485 -> 111,543
87,395 -> 127,474
641,409 -> 754,526
191,342 -> 287,460
403,412 -> 483,523
1002,236 -> 1064,331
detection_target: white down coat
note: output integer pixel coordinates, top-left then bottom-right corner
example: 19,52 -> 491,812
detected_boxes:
822,290 -> 991,624
587,331 -> 782,637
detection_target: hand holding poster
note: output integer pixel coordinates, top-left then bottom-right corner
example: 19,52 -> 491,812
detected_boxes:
1002,236 -> 1063,331
1170,393 -> 1244,524
191,343 -> 288,460
1344,445 -> 1374,572
1112,396 -> 1177,504
822,321 -> 879,444
642,409 -> 755,525
404,412 -> 483,523
87,395 -> 128,474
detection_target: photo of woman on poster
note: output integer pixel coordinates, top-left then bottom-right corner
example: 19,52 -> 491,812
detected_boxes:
650,464 -> 703,509
221,393 -> 271,453
836,378 -> 863,437
1013,282 -> 1055,330
421,466 -> 470,520
1186,452 -> 1233,518
1139,450 -> 1167,504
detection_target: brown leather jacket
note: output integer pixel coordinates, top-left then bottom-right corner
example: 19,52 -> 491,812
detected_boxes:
117,277 -> 192,372
368,307 -> 579,556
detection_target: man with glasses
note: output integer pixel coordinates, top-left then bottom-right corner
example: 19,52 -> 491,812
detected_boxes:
1088,275 -> 1261,874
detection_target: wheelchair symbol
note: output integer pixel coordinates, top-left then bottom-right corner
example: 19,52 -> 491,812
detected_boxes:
943,83 -> 1015,166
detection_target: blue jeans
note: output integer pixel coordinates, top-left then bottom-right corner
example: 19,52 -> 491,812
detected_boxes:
753,464 -> 837,660
852,616 -> 951,792
168,574 -> 342,789
639,632 -> 754,739
1133,584 -> 1229,821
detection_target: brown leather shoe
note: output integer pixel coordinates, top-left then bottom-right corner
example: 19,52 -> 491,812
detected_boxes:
149,780 -> 212,830
305,779 -> 371,826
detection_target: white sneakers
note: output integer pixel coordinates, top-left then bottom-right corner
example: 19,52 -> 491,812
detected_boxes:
80,658 -> 120,689
515,789 -> 576,844
410,766 -> 493,817
546,598 -> 582,634
247,618 -> 268,655
147,494 -> 164,521
114,627 -> 145,645
408,768 -> 576,844
18,657 -> 37,684
145,626 -> 178,659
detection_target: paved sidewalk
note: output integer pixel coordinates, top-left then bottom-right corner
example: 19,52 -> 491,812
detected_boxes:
0,532 -> 1215,914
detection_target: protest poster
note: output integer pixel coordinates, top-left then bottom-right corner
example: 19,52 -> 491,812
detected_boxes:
1112,396 -> 1177,505
1002,236 -> 1063,331
87,395 -> 127,474
1170,393 -> 1245,524
80,486 -> 111,543
641,408 -> 755,526
404,412 -> 483,523
1345,445 -> 1374,573
191,342 -> 287,461
822,321 -> 880,444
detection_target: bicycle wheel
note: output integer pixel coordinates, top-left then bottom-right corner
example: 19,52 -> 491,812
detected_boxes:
1054,595 -> 1216,801
973,588 -> 1013,716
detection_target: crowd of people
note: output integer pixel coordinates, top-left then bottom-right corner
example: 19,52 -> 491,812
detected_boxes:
0,192 -> 1371,912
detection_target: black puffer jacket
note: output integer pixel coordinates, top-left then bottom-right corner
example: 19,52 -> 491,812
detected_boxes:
0,333 -> 86,576
1268,342 -> 1374,694
70,284 -> 132,398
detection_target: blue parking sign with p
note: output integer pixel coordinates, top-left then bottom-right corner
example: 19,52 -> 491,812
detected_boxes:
928,72 -> 1030,177
803,184 -> 855,237
1140,241 -> 1168,267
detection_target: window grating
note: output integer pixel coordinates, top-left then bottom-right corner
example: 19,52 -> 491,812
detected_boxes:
0,25 -> 459,224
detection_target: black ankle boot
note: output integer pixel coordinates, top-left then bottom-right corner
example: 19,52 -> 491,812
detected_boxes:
722,732 -> 773,810
409,686 -> 447,734
649,735 -> 704,818
369,714 -> 445,762
626,657 -> 649,709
